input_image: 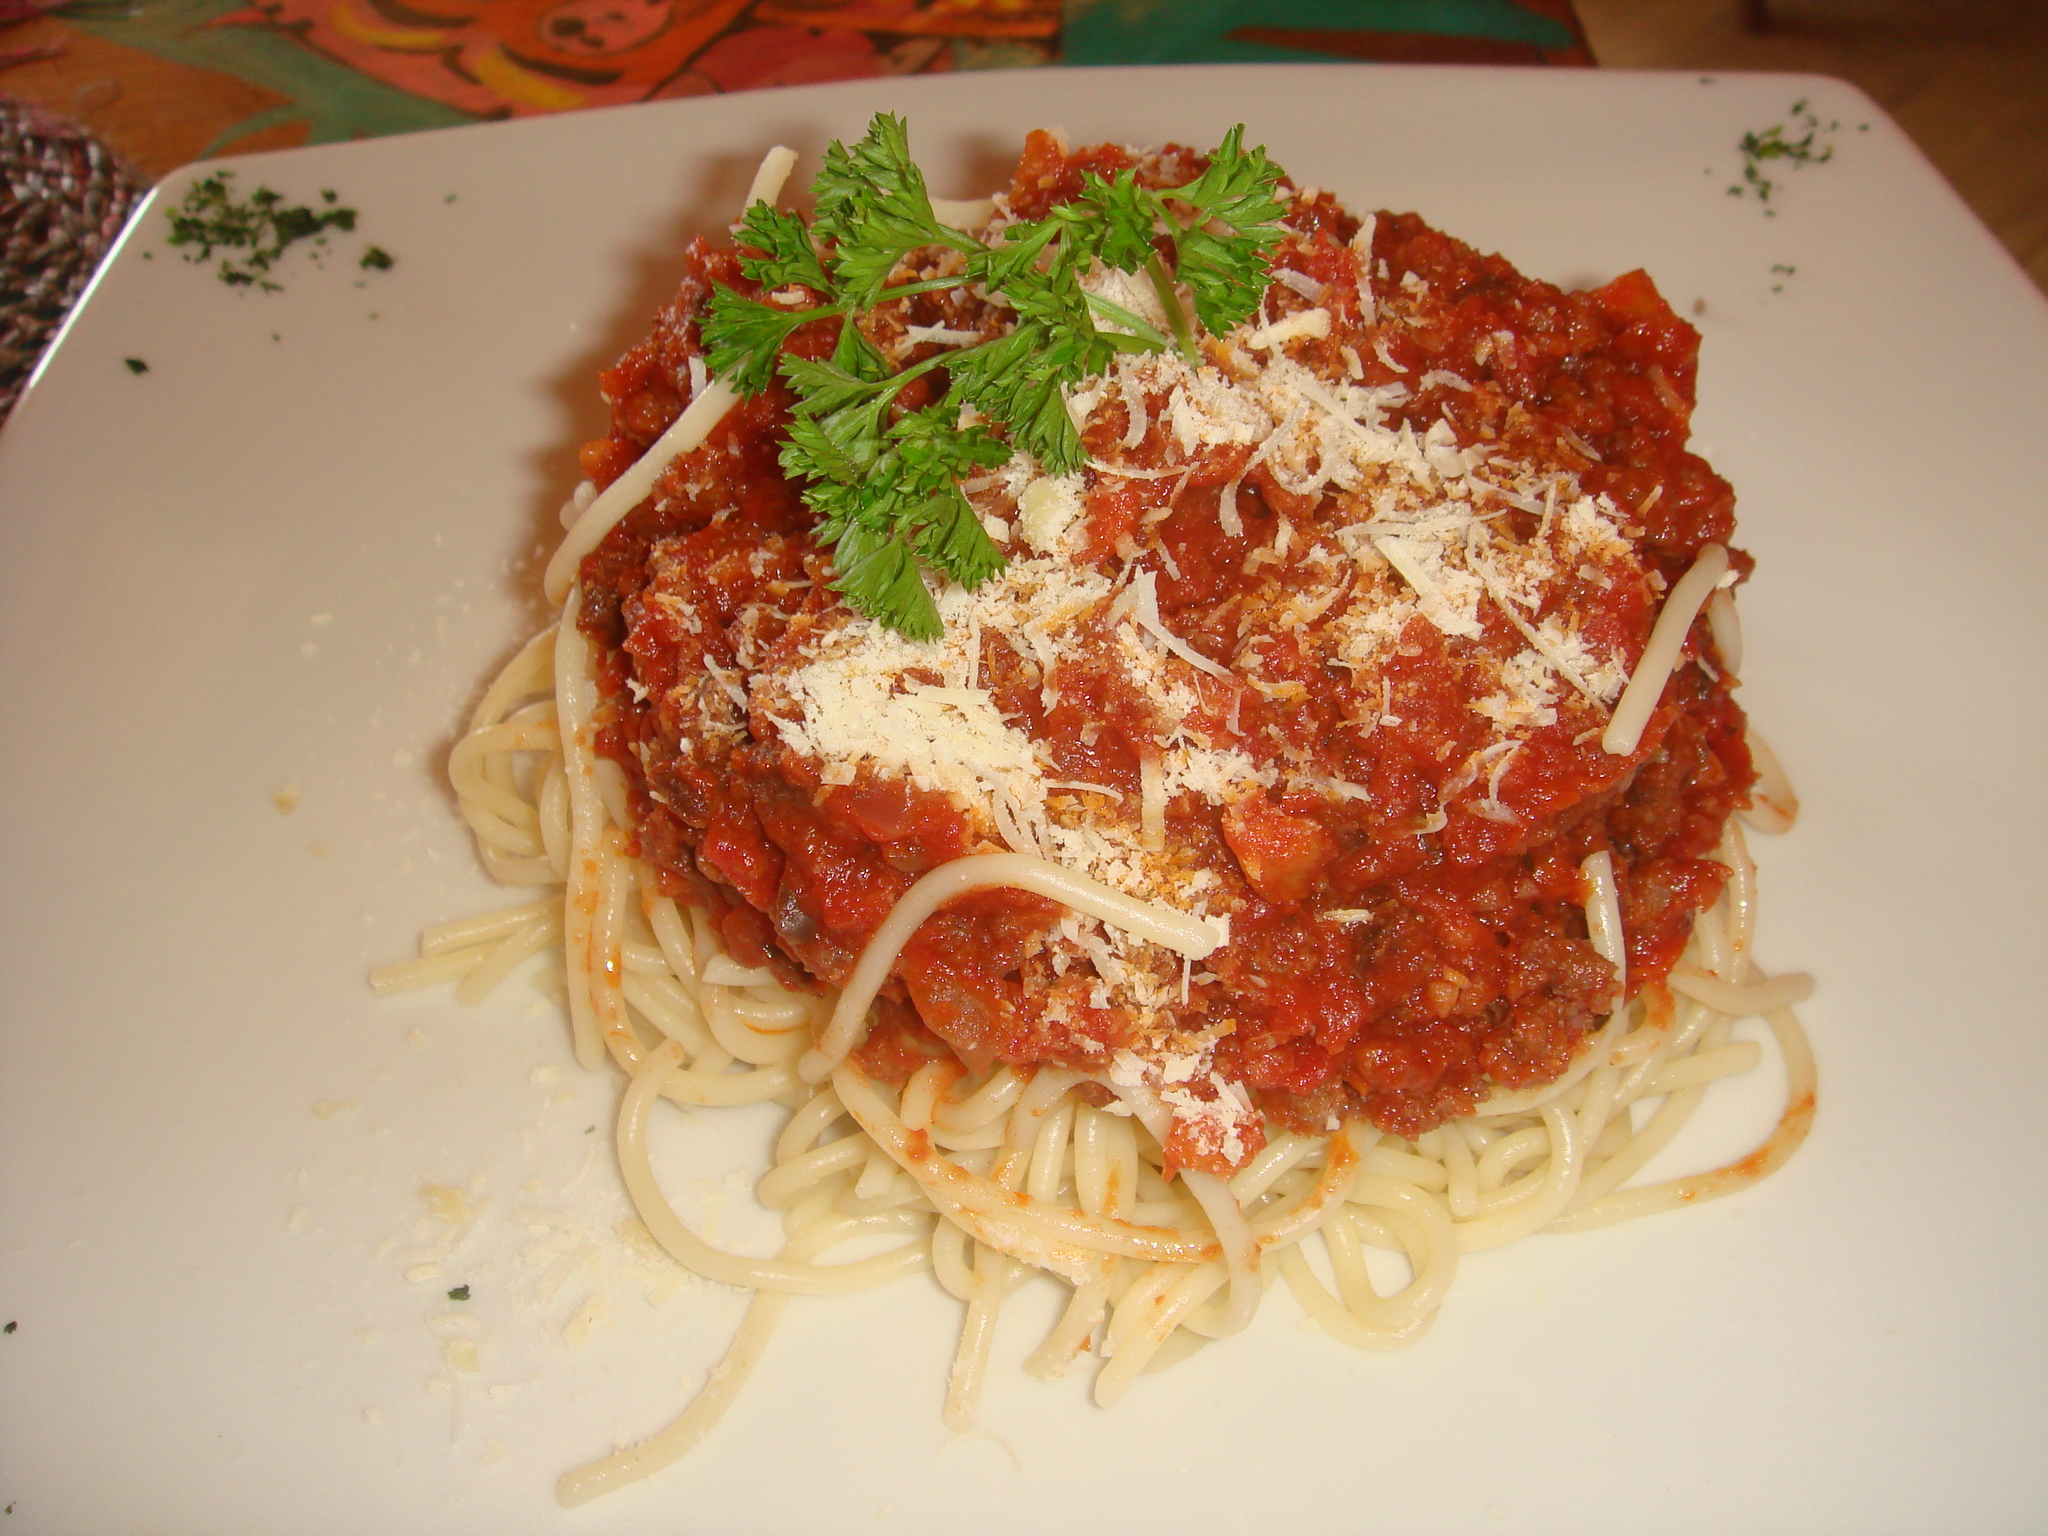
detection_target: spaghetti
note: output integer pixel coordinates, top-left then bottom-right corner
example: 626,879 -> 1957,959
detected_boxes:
373,124 -> 1816,1506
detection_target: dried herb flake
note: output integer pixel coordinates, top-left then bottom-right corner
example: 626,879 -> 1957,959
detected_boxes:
1732,100 -> 1838,207
166,171 -> 392,292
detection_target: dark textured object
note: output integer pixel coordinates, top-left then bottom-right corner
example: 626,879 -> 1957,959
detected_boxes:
1,97 -> 145,420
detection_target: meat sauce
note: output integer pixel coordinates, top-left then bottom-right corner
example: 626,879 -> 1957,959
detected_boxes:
572,135 -> 1753,1171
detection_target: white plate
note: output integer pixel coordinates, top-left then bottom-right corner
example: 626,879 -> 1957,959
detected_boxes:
2,63 -> 2044,1536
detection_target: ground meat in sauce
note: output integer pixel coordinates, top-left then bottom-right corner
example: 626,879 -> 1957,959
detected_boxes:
572,132 -> 1754,1173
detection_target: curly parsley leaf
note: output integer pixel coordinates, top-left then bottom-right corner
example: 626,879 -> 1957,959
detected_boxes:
776,321 -> 892,417
832,522 -> 942,641
734,202 -> 831,293
784,388 -> 1010,636
703,288 -> 817,393
828,310 -> 892,381
811,114 -> 978,306
1075,169 -> 1160,275
907,480 -> 1007,592
972,181 -> 1160,344
780,404 -> 875,486
891,408 -> 1010,520
1157,124 -> 1289,335
776,356 -> 881,419
942,324 -> 1093,473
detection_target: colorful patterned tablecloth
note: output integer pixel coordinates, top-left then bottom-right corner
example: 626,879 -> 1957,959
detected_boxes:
3,1 -> 1589,181
0,0 -> 1589,412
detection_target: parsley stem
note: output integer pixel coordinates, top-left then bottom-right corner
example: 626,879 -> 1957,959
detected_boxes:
1103,332 -> 1165,355
885,350 -> 952,393
1081,292 -> 1170,351
1144,251 -> 1198,363
873,275 -> 971,302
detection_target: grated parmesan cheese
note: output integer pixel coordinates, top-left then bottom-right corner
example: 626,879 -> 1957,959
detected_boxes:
611,181 -> 1701,1166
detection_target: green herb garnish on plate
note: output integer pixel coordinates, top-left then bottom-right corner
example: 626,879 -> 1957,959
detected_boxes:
1732,99 -> 1838,207
166,172 -> 395,292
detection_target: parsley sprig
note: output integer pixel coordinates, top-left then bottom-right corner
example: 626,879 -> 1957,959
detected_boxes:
702,114 -> 1286,640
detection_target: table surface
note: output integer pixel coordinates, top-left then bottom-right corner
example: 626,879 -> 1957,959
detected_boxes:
1,0 -> 1593,182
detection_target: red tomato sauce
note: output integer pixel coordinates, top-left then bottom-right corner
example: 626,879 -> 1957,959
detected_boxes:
571,137 -> 1754,1168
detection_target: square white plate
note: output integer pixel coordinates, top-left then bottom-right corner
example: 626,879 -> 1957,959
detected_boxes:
2,63 -> 2044,1535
